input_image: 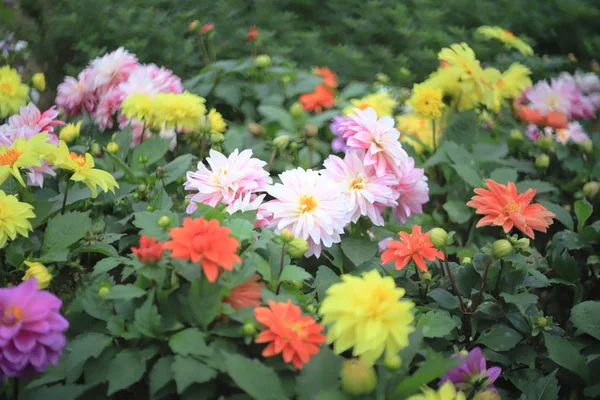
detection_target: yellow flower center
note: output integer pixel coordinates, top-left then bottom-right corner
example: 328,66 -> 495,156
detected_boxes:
299,195 -> 318,213
0,82 -> 15,95
0,148 -> 22,166
350,177 -> 365,190
504,202 -> 521,215
70,152 -> 87,167
2,305 -> 23,326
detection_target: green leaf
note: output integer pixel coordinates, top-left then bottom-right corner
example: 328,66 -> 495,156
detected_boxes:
451,164 -> 483,187
223,353 -> 287,400
41,211 -> 91,262
314,266 -> 342,301
571,301 -> 600,341
519,370 -> 560,400
258,105 -> 296,131
154,189 -> 173,211
417,311 -> 458,338
478,325 -> 523,352
574,200 -> 593,232
105,150 -> 137,181
516,180 -> 558,194
295,347 -> 342,400
394,354 -> 462,397
543,333 -> 589,382
279,265 -> 313,282
164,154 -> 195,185
172,355 -> 217,394
501,293 -> 538,315
20,384 -> 92,400
473,143 -> 509,161
428,289 -> 460,310
188,279 -> 222,328
134,293 -> 162,339
149,356 -> 174,395
341,237 -> 377,266
225,218 -> 255,241
133,210 -> 178,241
168,328 -> 210,357
106,349 -> 146,395
443,200 -> 472,224
538,201 -> 574,231
103,284 -> 146,300
490,167 -> 518,184
66,333 -> 112,373
130,137 -> 172,170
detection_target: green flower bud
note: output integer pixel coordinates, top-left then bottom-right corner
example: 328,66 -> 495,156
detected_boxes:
535,154 -> 550,169
340,359 -> 378,396
287,238 -> 309,258
515,238 -> 530,251
289,102 -> 305,119
184,198 -> 191,206
146,205 -> 155,212
106,142 -> 119,154
156,167 -> 166,178
376,73 -> 390,83
291,280 -> 303,289
428,228 -> 448,248
305,304 -> 317,313
492,239 -> 513,259
254,54 -> 272,68
133,193 -> 140,200
90,143 -> 103,157
461,257 -> 472,265
138,155 -> 149,164
98,287 -> 110,298
158,216 -> 171,228
188,20 -> 200,32
242,322 -> 256,336
247,123 -> 264,137
580,139 -> 593,154
273,135 -> 290,151
280,229 -> 295,243
422,272 -> 432,281
290,142 -> 299,151
536,136 -> 553,151
399,67 -> 411,78
211,132 -> 225,144
583,181 -> 600,200
536,316 -> 548,328
171,270 -> 180,287
138,184 -> 148,193
198,115 -> 212,134
281,76 -> 291,84
384,352 -> 402,370
304,124 -> 318,137
509,129 -> 524,143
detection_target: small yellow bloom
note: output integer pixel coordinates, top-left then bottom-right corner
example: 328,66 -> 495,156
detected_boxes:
477,26 -> 534,56
0,132 -> 55,187
150,92 -> 206,131
483,63 -> 532,112
59,121 -> 82,143
407,84 -> 444,119
32,73 -> 46,92
0,66 -> 29,118
407,382 -> 466,400
207,108 -> 227,134
23,261 -> 52,289
396,114 -> 442,154
106,142 -> 119,154
319,270 -> 415,365
0,190 -> 35,247
49,141 -> 119,198
343,91 -> 397,118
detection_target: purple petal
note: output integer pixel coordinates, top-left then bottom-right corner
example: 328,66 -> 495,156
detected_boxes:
0,322 -> 22,340
13,331 -> 36,353
486,366 -> 502,383
29,345 -> 47,369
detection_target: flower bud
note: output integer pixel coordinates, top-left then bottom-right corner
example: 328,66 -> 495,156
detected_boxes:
515,238 -> 530,251
290,142 -> 299,151
399,67 -> 411,78
580,139 -> 593,154
200,23 -> 214,35
210,132 -> 225,144
146,205 -> 155,212
384,352 -> 402,370
592,59 -> 600,74
158,216 -> 171,228
461,257 -> 472,265
133,193 -> 140,200
583,181 -> 600,200
171,270 -> 180,287
189,20 -> 200,32
291,280 -> 303,289
509,129 -> 524,144
90,143 -> 102,157
287,238 -> 309,258
428,228 -> 448,248
304,124 -> 318,137
248,122 -> 264,137
340,359 -> 378,396
305,304 -> 317,313
280,229 -> 295,243
492,239 -> 513,259
536,136 -> 553,151
376,73 -> 390,84
23,261 -> 51,289
281,76 -> 291,84
535,154 -> 550,169
31,72 -> 46,91
184,198 -> 191,206
156,167 -> 166,178
536,316 -> 548,328
59,121 -> 82,143
198,115 -> 212,134
98,287 -> 110,298
289,102 -> 305,119
138,155 -> 149,164
254,54 -> 272,68
422,272 -> 432,281
273,135 -> 290,151
137,184 -> 147,193
473,390 -> 501,400
568,53 -> 577,63
242,322 -> 256,336
106,142 -> 119,154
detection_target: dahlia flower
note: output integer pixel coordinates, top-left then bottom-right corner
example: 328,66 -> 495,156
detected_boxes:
0,132 -> 55,187
408,381 -> 466,400
300,85 -> 336,113
0,103 -> 64,140
526,79 -> 576,116
343,91 -> 398,118
319,270 -> 415,365
131,235 -> 164,264
381,225 -> 445,272
0,190 -> 35,247
440,347 -> 501,392
88,47 -> 138,92
262,168 -> 350,258
22,261 -> 52,289
559,71 -> 600,94
392,157 -> 429,224
0,279 -> 68,379
313,66 -> 338,88
119,64 -> 183,98
476,26 -> 533,56
150,92 -> 206,131
0,66 -> 28,118
223,274 -> 265,311
185,149 -> 271,214
396,114 -> 442,154
406,84 -> 444,119
466,179 -> 555,238
55,70 -> 94,117
254,300 -> 326,369
322,151 -> 398,226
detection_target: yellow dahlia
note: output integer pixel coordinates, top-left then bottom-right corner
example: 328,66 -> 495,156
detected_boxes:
0,190 -> 35,247
0,66 -> 29,118
121,94 -> 154,124
319,270 -> 415,366
497,63 -> 532,99
0,132 -> 55,187
50,141 -> 118,198
23,261 -> 52,289
477,26 -> 534,56
59,121 -> 82,143
396,114 -> 442,154
31,73 -> 46,92
407,382 -> 466,400
343,91 -> 397,118
407,84 -> 444,119
207,108 -> 227,134
150,92 -> 206,131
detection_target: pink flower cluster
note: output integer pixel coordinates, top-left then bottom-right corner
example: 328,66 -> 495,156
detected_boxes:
55,47 -> 184,147
523,71 -> 600,145
0,103 -> 63,187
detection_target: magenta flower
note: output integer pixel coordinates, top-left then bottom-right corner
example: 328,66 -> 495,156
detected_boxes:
330,116 -> 349,153
0,102 -> 64,140
0,279 -> 69,379
440,347 -> 502,392
391,158 -> 429,224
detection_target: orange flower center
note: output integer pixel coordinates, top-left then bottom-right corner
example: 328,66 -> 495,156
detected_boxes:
2,305 -> 23,326
504,202 -> 521,215
0,82 -> 15,95
70,152 -> 87,167
502,29 -> 515,38
0,148 -> 22,166
350,177 -> 365,190
355,102 -> 369,110
299,196 -> 317,213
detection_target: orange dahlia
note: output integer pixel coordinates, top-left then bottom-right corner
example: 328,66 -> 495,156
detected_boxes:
466,179 -> 555,238
164,217 -> 241,282
516,106 -> 568,129
254,300 -> 326,369
223,274 -> 265,310
299,85 -> 336,113
313,66 -> 338,88
131,235 -> 164,264
381,225 -> 445,272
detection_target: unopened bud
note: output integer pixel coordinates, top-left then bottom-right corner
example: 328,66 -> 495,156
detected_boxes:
492,239 -> 513,259
31,72 -> 46,91
137,184 -> 147,193
509,129 -> 524,144
198,116 -> 212,134
428,228 -> 448,248
592,59 -> 600,74
242,322 -> 256,335
146,205 -> 154,212
200,23 -> 214,35
304,124 -> 318,137
583,181 -> 600,200
384,352 -> 402,370
273,135 -> 290,151
248,123 -> 264,137
171,270 -> 180,286
536,316 -> 548,328
106,142 -> 119,154
280,229 -> 295,243
515,238 -> 530,251
211,132 -> 225,144
341,359 -> 378,396
156,167 -> 166,178
580,139 -> 593,154
189,20 -> 200,32
289,102 -> 305,119
254,54 -> 272,68
138,155 -> 149,164
158,216 -> 171,228
461,257 -> 472,265
536,136 -> 553,151
535,154 -> 550,169
376,73 -> 390,84
305,304 -> 317,313
90,143 -> 102,157
98,287 -> 110,298
422,272 -> 432,281
287,238 -> 309,258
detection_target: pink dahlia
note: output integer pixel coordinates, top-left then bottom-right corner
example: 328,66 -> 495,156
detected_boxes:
322,150 -> 398,226
185,149 -> 272,214
119,64 -> 183,97
0,103 -> 64,140
391,158 -> 429,224
570,93 -> 596,120
526,79 -> 576,116
555,122 -> 590,145
55,70 -> 96,117
94,86 -> 123,131
262,168 -> 350,258
88,47 -> 138,92
255,205 -> 273,229
339,108 -> 407,177
0,278 -> 69,379
559,72 -> 600,94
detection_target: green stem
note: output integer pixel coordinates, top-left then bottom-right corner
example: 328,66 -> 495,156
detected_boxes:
276,244 -> 286,294
441,258 -> 467,312
267,149 -> 277,173
493,259 -> 504,298
431,119 -> 437,153
61,179 -> 71,215
199,134 -> 208,161
474,255 -> 494,311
